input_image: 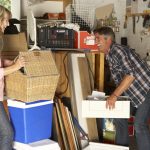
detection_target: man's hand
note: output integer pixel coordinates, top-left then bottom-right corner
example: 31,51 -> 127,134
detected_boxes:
106,94 -> 117,110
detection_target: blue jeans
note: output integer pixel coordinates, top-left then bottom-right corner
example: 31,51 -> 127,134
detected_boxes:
0,102 -> 14,150
113,90 -> 150,150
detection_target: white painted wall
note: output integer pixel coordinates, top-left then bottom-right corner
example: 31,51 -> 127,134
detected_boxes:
11,0 -> 21,31
11,0 -> 21,19
126,0 -> 150,58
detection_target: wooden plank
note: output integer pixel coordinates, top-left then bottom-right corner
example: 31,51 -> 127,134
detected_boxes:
95,53 -> 104,91
99,53 -> 104,92
94,53 -> 105,142
68,53 -> 98,141
78,57 -> 98,141
53,106 -> 65,150
55,101 -> 69,149
66,107 -> 81,150
53,52 -> 70,97
78,57 -> 91,98
58,99 -> 76,150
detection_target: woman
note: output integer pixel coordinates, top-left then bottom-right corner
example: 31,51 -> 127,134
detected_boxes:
0,5 -> 25,150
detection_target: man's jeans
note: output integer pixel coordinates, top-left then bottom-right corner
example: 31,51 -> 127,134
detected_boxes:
113,90 -> 150,150
0,102 -> 14,150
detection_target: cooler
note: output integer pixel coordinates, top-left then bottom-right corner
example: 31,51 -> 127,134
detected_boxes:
8,100 -> 53,144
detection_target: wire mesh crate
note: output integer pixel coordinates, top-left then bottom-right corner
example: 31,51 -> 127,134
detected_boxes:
37,27 -> 75,48
66,4 -> 95,30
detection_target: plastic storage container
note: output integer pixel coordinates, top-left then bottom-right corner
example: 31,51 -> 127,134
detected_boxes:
8,100 -> 53,144
38,27 -> 75,48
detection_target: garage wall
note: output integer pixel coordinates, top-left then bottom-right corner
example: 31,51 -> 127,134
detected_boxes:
126,0 -> 150,58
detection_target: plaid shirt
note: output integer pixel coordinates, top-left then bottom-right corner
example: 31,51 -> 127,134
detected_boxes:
106,43 -> 150,108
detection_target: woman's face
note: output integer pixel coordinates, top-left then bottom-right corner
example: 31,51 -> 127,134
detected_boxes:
0,12 -> 9,33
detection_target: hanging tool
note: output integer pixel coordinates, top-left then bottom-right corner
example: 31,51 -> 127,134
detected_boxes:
124,15 -> 128,29
132,16 -> 136,34
148,0 -> 150,8
132,16 -> 140,34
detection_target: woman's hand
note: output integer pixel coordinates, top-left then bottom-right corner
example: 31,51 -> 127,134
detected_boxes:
14,56 -> 25,70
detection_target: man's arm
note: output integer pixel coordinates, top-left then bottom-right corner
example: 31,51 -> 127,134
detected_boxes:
106,75 -> 135,110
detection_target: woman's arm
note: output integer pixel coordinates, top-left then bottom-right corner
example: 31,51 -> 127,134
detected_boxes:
4,57 -> 25,76
3,59 -> 14,67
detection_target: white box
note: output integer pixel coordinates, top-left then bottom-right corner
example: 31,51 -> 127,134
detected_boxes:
82,97 -> 130,118
13,139 -> 60,150
84,142 -> 129,150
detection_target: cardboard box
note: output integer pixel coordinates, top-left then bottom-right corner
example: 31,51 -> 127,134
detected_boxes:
3,32 -> 27,51
13,139 -> 60,150
84,142 -> 129,150
1,32 -> 28,60
82,97 -> 130,118
8,100 -> 53,143
75,31 -> 98,50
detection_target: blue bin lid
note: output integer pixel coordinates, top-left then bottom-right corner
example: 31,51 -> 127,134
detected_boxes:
7,99 -> 53,108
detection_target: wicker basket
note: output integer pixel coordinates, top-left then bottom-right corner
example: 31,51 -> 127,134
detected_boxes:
5,50 -> 59,102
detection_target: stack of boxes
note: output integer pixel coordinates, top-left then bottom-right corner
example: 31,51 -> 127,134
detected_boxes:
3,33 -> 60,149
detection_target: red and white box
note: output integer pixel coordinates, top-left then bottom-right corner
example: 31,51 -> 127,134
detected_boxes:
75,31 -> 98,50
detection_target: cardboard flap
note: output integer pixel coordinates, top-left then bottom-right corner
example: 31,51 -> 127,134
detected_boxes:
3,33 -> 28,51
96,4 -> 114,19
20,51 -> 59,77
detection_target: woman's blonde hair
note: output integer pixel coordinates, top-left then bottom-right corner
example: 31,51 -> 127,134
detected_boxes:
0,5 -> 11,23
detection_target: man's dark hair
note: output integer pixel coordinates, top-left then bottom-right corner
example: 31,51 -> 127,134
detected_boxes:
93,27 -> 115,42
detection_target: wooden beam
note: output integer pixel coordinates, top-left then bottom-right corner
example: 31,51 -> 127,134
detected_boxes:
99,53 -> 104,92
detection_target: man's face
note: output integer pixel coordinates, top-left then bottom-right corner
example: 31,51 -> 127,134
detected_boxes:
95,33 -> 112,54
0,12 -> 9,33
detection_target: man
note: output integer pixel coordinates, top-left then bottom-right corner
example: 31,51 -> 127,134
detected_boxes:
94,27 -> 150,150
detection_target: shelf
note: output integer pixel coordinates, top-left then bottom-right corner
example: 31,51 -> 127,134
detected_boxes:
127,12 -> 150,17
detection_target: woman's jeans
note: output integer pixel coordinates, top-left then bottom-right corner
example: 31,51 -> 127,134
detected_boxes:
113,90 -> 150,150
0,101 -> 14,150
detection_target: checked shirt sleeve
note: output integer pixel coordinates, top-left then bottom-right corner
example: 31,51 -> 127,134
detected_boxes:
115,48 -> 136,77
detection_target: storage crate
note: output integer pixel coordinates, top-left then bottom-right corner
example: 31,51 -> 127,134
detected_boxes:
74,31 -> 98,50
8,100 -> 53,144
38,27 -> 74,48
5,51 -> 59,102
82,96 -> 130,118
